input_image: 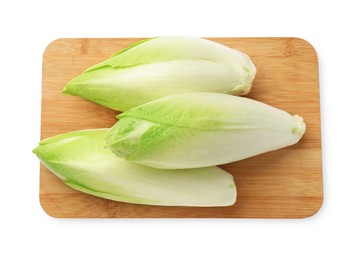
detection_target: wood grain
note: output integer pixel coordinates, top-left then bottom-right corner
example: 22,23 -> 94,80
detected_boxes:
39,38 -> 322,218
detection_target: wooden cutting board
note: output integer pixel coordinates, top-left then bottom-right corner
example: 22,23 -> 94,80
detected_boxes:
39,37 -> 322,218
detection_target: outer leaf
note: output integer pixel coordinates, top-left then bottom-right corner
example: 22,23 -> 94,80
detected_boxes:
63,36 -> 256,111
106,93 -> 306,169
33,129 -> 236,207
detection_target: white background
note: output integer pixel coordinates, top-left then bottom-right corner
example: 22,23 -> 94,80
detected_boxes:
1,0 -> 363,259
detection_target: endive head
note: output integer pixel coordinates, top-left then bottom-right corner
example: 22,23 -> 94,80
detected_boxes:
63,36 -> 256,111
33,129 -> 237,207
106,92 -> 306,169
